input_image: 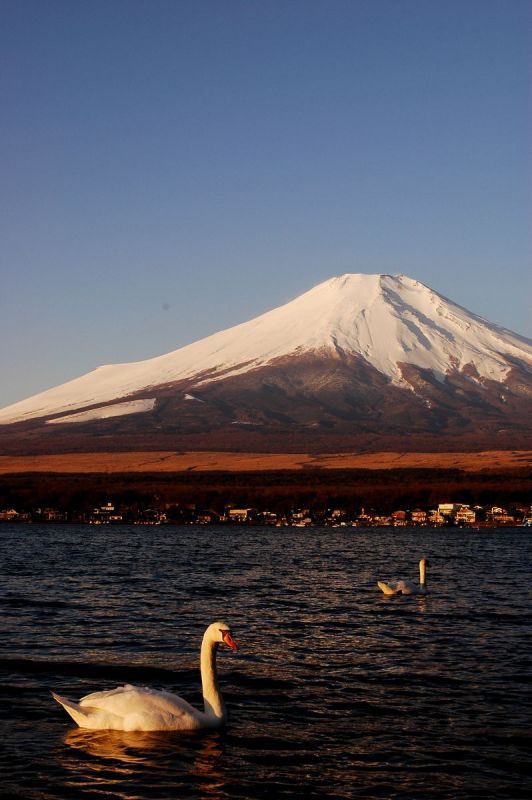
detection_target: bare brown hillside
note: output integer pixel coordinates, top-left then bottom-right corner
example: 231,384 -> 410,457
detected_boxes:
0,449 -> 530,474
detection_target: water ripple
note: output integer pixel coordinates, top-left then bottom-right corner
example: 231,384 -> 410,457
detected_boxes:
0,524 -> 531,799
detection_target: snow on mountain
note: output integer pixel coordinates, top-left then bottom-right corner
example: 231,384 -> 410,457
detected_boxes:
0,273 -> 530,425
45,398 -> 156,424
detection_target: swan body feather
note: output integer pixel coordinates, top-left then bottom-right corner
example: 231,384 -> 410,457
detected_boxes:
52,621 -> 238,732
52,685 -> 211,731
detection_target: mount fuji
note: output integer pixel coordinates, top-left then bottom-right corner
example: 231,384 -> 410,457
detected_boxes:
1,274 -> 531,454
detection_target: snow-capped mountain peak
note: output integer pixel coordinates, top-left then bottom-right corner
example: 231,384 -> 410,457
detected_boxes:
0,273 -> 530,426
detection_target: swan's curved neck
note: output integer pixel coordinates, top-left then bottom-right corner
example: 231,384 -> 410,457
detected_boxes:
200,633 -> 226,722
419,560 -> 427,588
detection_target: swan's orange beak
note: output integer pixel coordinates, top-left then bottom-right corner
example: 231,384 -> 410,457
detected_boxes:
222,630 -> 239,652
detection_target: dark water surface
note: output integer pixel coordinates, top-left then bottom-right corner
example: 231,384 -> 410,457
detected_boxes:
1,525 -> 531,799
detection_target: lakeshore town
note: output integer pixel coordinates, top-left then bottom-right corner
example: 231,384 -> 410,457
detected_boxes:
0,500 -> 531,527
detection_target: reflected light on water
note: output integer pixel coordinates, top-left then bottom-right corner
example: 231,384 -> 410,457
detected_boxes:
191,734 -> 226,799
64,727 -> 175,763
60,728 -> 227,800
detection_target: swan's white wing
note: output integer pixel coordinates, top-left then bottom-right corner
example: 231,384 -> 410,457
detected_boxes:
80,684 -> 197,717
395,579 -> 417,595
378,579 -> 419,595
75,684 -> 204,731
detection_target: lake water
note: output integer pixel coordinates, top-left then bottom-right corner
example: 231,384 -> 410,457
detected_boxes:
0,524 -> 530,799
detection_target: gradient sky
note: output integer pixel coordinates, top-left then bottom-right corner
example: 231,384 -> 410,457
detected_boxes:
1,0 -> 530,409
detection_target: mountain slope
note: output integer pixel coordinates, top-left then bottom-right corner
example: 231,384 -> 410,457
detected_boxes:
0,273 -> 530,453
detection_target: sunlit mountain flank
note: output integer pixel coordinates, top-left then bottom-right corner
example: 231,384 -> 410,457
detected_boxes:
1,274 -> 530,453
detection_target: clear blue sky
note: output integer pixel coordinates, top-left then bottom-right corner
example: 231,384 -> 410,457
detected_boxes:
1,0 -> 530,408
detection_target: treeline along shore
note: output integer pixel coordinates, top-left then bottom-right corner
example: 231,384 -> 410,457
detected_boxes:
0,466 -> 530,522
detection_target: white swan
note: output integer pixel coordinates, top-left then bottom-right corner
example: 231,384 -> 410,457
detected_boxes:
377,558 -> 430,596
52,621 -> 239,731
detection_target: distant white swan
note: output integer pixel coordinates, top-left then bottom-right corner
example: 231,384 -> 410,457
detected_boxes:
377,558 -> 430,596
52,621 -> 239,731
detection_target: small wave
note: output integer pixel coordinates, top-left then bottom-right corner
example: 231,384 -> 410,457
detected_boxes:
233,673 -> 293,690
0,656 -> 197,684
0,596 -> 75,610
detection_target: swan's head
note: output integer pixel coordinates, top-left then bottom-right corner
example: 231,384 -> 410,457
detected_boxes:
206,621 -> 239,651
